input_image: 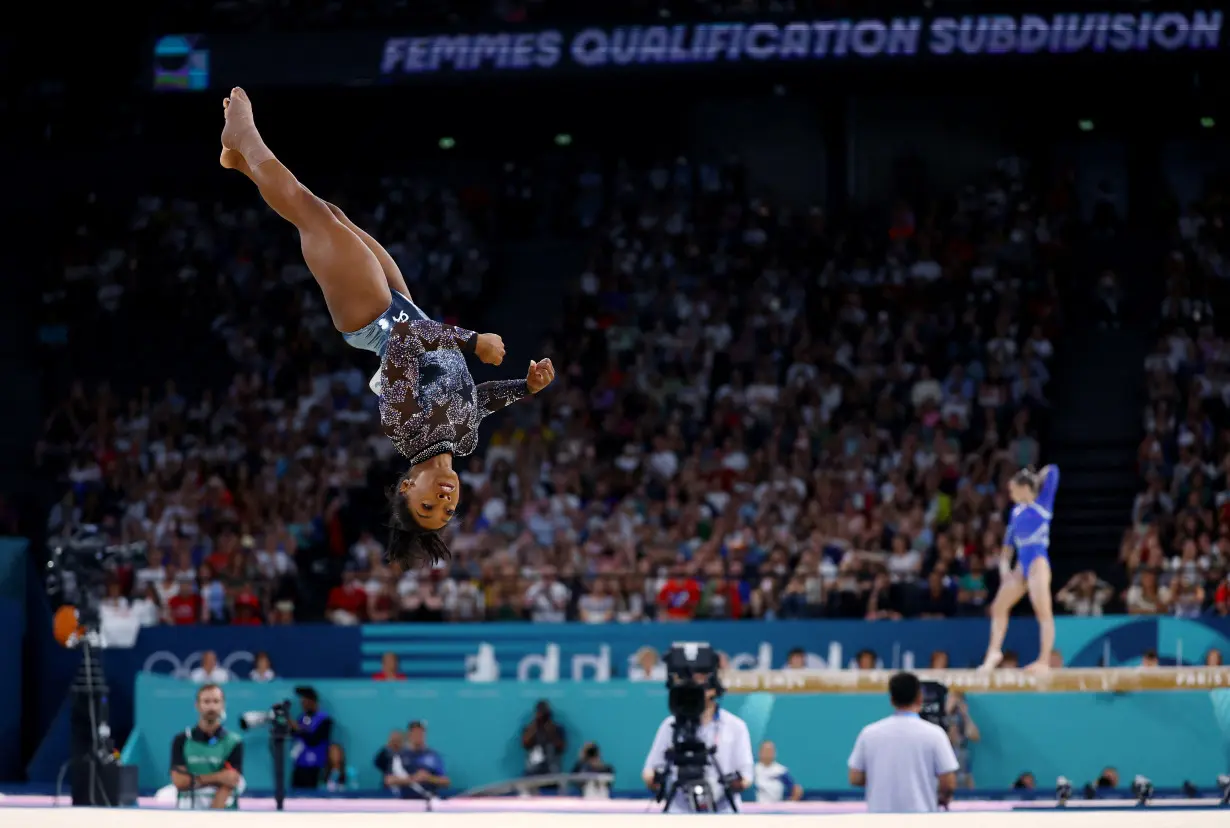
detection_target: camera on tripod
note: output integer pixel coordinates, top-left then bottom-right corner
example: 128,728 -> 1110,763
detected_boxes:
46,531 -> 148,635
239,699 -> 294,810
44,532 -> 147,807
652,642 -> 742,813
239,700 -> 293,738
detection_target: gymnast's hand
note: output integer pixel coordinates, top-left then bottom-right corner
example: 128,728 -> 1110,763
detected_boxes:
527,359 -> 555,394
475,334 -> 505,366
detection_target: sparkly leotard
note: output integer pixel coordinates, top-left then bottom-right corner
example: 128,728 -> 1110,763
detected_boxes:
378,319 -> 530,464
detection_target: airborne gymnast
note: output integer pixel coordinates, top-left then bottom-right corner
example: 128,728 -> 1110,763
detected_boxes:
219,87 -> 555,567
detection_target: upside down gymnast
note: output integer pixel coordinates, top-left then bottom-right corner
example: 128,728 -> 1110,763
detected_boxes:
219,87 -> 555,568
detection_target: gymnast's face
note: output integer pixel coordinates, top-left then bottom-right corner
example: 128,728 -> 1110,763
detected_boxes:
400,467 -> 461,530
1008,480 -> 1034,504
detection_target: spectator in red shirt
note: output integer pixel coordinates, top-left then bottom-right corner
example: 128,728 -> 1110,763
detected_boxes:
326,573 -> 368,625
167,589 -> 201,625
1213,581 -> 1229,616
373,652 -> 407,681
231,588 -> 263,626
657,565 -> 702,622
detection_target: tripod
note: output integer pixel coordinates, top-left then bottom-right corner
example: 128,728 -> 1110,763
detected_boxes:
655,743 -> 738,813
58,635 -> 124,806
270,731 -> 289,811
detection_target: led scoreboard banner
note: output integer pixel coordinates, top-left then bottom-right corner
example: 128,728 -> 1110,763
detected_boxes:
153,8 -> 1224,90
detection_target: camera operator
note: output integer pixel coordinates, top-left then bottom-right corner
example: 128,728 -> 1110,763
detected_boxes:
170,684 -> 246,809
289,686 -> 333,790
945,690 -> 980,789
571,742 -> 614,799
847,672 -> 958,813
641,644 -> 754,813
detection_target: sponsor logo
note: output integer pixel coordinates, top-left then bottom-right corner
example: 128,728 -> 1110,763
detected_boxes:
462,641 -> 914,682
142,650 -> 255,678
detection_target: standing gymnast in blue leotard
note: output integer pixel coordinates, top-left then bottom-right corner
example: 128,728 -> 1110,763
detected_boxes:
218,88 -> 555,568
981,465 -> 1061,673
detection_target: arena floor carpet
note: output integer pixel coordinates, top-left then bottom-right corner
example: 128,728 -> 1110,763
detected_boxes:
0,803 -> 1227,828
0,794 -> 1226,813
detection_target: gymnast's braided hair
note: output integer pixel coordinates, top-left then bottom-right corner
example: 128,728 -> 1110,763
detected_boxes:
385,475 -> 452,569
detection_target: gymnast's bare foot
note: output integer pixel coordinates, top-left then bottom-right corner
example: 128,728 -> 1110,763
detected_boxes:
1024,659 -> 1050,675
219,146 -> 252,179
220,87 -> 272,170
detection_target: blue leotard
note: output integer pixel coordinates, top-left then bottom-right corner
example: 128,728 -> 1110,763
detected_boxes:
1004,465 -> 1060,576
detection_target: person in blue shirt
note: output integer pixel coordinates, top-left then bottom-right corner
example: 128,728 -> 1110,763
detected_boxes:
289,686 -> 333,789
383,721 -> 450,799
982,465 -> 1060,673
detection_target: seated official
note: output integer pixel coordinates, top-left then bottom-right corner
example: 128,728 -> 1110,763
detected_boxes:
753,740 -> 803,803
384,721 -> 450,799
169,684 -> 245,809
374,728 -> 406,786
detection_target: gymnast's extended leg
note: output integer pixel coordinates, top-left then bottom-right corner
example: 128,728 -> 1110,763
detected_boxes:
981,563 -> 1027,671
323,202 -> 413,300
218,87 -> 390,333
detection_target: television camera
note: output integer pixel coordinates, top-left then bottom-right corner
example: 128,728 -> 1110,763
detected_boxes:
918,680 -> 949,729
45,531 -> 148,633
651,642 -> 740,814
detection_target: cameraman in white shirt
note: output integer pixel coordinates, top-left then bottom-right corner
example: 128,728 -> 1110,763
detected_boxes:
641,643 -> 754,813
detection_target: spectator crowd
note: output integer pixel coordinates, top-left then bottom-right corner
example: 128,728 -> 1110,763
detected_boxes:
35,144 -> 1084,634
1120,171 -> 1230,621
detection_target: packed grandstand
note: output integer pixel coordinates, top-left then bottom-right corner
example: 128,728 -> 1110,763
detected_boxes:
39,145 -> 1200,631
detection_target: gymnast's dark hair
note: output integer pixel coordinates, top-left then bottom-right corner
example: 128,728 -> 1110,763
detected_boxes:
386,476 -> 452,569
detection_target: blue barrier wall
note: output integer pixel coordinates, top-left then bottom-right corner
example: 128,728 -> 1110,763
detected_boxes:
132,674 -> 1230,793
359,616 -> 1230,679
32,616 -> 1230,782
0,538 -> 27,780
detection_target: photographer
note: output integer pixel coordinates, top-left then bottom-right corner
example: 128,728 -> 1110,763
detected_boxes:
570,742 -> 614,799
289,686 -> 333,790
641,646 -> 754,813
170,684 -> 245,809
945,690 -> 981,789
522,700 -> 566,779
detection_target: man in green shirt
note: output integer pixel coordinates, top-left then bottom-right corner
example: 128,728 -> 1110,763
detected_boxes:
170,683 -> 246,809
